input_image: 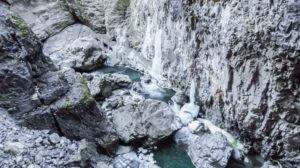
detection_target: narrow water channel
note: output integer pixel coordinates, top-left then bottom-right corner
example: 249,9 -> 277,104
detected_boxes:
95,66 -> 264,168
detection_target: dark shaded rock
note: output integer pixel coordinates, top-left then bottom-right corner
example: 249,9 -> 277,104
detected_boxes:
78,140 -> 113,168
50,69 -> 119,153
103,73 -> 132,90
261,161 -> 280,168
84,73 -> 132,101
171,91 -> 188,106
188,132 -> 233,168
35,71 -> 69,105
16,106 -> 58,132
0,5 -> 54,115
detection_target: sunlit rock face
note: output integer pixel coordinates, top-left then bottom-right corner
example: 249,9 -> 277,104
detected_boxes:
8,0 -> 75,41
92,0 -> 299,166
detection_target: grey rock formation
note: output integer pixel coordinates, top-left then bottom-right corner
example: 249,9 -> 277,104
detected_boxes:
103,73 -> 132,90
49,69 -> 119,152
61,0 -> 299,166
171,91 -> 188,106
35,71 -> 69,105
0,5 -> 54,115
62,0 -> 108,33
43,24 -> 108,71
113,152 -> 140,168
8,0 -> 75,40
0,5 -> 119,155
188,132 -> 233,168
0,108 -> 84,167
112,98 -> 178,145
4,141 -> 25,155
84,72 -> 132,100
2,0 -> 300,167
261,161 -> 280,168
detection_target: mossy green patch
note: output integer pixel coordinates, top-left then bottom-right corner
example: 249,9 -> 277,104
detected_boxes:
63,104 -> 73,110
8,15 -> 28,35
80,77 -> 85,84
130,103 -> 138,108
79,77 -> 94,102
232,140 -> 238,148
99,78 -> 105,87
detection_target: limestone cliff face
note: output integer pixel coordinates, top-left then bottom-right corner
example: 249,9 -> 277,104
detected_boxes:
3,0 -> 300,167
73,0 -> 299,165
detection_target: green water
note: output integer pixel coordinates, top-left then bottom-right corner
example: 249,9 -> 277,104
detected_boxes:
143,88 -> 175,103
96,66 -> 142,82
97,66 -> 175,103
153,140 -> 195,168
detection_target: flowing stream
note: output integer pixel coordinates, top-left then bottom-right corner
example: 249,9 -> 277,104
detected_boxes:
96,66 -> 264,168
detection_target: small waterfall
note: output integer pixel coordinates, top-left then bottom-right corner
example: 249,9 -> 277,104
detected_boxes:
175,79 -> 200,126
189,79 -> 196,104
150,29 -> 163,79
141,17 -> 153,60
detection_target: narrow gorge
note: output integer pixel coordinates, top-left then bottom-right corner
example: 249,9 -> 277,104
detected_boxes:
0,0 -> 299,168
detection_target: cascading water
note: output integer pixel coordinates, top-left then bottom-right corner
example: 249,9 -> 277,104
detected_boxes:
177,79 -> 200,125
150,29 -> 164,79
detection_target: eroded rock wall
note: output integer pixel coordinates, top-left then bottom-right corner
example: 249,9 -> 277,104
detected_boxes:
103,0 -> 300,166
2,0 -> 299,166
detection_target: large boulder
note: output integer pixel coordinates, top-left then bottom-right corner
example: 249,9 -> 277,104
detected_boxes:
61,0 -> 108,34
8,0 -> 75,41
188,132 -> 233,168
49,69 -> 119,152
112,97 -> 178,145
35,71 -> 70,105
43,24 -> 108,71
0,4 -> 54,115
84,73 -> 132,101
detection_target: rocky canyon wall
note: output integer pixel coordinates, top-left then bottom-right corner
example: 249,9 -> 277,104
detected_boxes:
81,0 -> 299,165
2,0 -> 299,167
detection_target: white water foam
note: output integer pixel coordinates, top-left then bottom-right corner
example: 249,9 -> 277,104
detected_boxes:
150,29 -> 164,79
